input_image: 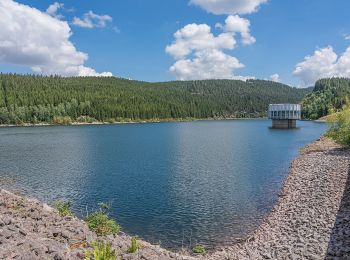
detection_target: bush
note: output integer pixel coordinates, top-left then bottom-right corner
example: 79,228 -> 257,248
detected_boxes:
127,237 -> 139,253
106,118 -> 116,124
53,116 -> 72,125
54,200 -> 73,217
86,203 -> 121,236
76,116 -> 97,123
326,104 -> 350,145
192,245 -> 206,255
84,241 -> 117,260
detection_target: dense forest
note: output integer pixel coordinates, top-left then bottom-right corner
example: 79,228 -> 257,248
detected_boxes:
301,78 -> 350,119
0,74 -> 311,124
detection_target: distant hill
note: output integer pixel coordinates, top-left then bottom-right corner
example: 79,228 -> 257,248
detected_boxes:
0,74 -> 311,124
301,78 -> 350,119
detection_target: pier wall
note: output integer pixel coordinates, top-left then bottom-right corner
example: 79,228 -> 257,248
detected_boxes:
272,119 -> 296,129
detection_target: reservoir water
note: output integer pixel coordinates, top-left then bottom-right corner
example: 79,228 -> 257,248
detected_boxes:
0,120 -> 326,248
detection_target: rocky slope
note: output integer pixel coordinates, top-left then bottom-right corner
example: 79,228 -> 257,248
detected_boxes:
0,189 -> 194,259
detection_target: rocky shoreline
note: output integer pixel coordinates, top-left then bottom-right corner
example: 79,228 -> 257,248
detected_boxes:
208,137 -> 350,259
0,189 -> 195,259
1,137 -> 349,259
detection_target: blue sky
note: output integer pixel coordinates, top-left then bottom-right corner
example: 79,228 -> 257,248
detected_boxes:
1,0 -> 350,87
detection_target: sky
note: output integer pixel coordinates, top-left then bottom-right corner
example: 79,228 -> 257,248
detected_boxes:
1,0 -> 350,87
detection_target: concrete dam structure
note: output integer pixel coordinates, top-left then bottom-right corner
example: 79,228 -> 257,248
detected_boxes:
268,104 -> 301,129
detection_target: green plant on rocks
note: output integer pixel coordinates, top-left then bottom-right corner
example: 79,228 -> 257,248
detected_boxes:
127,237 -> 139,253
192,245 -> 206,255
84,241 -> 117,260
326,103 -> 350,146
54,200 -> 73,217
86,203 -> 121,236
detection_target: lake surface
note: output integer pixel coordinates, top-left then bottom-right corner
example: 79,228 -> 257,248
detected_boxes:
0,120 -> 326,248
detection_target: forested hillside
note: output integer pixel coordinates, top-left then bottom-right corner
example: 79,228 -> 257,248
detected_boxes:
0,74 -> 311,124
301,78 -> 350,119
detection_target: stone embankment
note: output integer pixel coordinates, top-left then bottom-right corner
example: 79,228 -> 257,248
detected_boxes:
1,137 -> 350,259
0,190 -> 194,260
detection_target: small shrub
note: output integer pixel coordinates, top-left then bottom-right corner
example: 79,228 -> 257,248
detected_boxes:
192,245 -> 206,255
84,241 -> 117,260
106,118 -> 116,124
53,116 -> 72,125
326,104 -> 350,145
127,237 -> 139,253
86,203 -> 120,236
77,116 -> 97,123
54,200 -> 73,217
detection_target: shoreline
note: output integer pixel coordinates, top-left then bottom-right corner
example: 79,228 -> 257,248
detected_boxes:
208,137 -> 350,259
0,117 -> 269,128
1,137 -> 348,259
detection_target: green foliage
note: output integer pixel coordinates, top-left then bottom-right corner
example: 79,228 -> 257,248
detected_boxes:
192,245 -> 206,255
325,104 -> 350,145
76,116 -> 97,123
53,116 -> 72,125
84,241 -> 117,260
301,78 -> 350,119
127,237 -> 139,253
54,200 -> 73,217
106,118 -> 116,124
86,203 -> 121,236
0,74 -> 310,124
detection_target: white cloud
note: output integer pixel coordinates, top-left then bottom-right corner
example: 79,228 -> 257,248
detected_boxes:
189,0 -> 267,15
176,0 -> 262,81
166,23 -> 236,59
46,2 -> 64,18
73,11 -> 112,29
344,34 -> 350,41
223,15 -> 255,45
293,46 -> 350,86
0,0 -> 112,77
215,22 -> 223,30
169,49 -> 245,80
166,21 -> 255,80
270,73 -> 281,82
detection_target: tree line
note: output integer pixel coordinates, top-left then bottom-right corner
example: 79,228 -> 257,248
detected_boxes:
301,78 -> 350,119
0,74 -> 311,124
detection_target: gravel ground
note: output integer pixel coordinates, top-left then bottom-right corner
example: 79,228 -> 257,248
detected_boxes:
1,137 -> 349,259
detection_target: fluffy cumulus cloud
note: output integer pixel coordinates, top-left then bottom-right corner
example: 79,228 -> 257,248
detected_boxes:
0,0 -> 112,76
169,49 -> 244,80
166,23 -> 236,59
293,46 -> 350,86
222,15 -> 255,45
270,73 -> 281,82
189,0 -> 267,15
166,16 -> 256,80
73,11 -> 112,29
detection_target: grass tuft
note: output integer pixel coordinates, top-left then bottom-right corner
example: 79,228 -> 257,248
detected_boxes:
84,241 -> 117,260
127,237 -> 139,253
86,203 -> 121,236
54,200 -> 73,217
192,245 -> 206,255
